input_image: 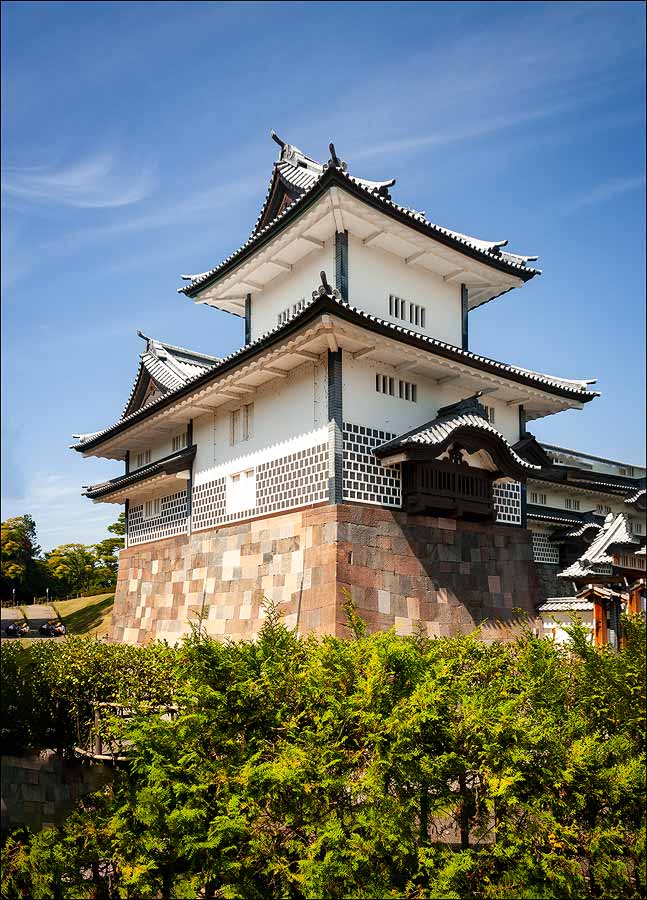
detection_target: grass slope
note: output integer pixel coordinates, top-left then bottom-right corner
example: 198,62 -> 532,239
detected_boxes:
54,594 -> 114,638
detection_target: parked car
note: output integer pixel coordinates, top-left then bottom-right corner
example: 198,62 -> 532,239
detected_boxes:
39,619 -> 67,637
5,620 -> 30,637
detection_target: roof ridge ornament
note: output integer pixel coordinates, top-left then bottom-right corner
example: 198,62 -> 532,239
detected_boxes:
312,270 -> 340,301
324,142 -> 348,173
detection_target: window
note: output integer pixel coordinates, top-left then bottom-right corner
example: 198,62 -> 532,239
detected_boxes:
376,373 -> 416,402
375,373 -> 394,396
596,504 -> 611,515
230,403 -> 254,445
389,294 -> 426,328
631,520 -> 644,535
143,497 -> 160,520
530,492 -> 547,505
565,498 -> 581,511
485,406 -> 496,424
172,431 -> 188,453
227,468 -> 256,514
619,466 -> 634,476
277,298 -> 306,325
136,449 -> 151,469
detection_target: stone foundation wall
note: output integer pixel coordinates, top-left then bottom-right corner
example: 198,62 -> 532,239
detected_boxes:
1,752 -> 111,832
535,562 -> 574,602
113,503 -> 539,645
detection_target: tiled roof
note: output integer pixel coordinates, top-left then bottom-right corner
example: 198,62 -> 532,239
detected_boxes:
71,288 -> 597,454
179,138 -> 540,299
527,506 -> 591,526
558,513 -> 640,579
538,597 -> 594,613
625,486 -> 646,507
374,395 -> 539,477
121,333 -> 220,419
84,446 -> 196,499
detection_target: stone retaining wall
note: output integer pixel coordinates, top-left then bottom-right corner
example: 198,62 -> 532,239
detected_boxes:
1,752 -> 112,832
113,503 -> 539,644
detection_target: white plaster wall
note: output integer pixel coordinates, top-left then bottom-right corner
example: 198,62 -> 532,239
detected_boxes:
129,429 -> 188,468
250,245 -> 333,340
193,360 -> 320,479
526,482 -> 628,516
342,354 -> 522,446
541,612 -> 594,644
347,235 -> 462,345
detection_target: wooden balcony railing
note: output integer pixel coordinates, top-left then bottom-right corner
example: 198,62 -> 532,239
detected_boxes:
402,460 -> 494,520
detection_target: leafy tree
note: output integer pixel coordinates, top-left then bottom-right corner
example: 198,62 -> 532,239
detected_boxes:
107,512 -> 126,538
45,543 -> 97,598
92,537 -> 124,589
0,514 -> 42,602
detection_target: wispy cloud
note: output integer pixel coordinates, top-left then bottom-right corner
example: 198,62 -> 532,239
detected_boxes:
2,150 -> 155,209
1,473 -> 117,549
562,174 -> 646,214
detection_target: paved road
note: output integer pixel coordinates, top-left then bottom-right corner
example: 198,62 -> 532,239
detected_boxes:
1,604 -> 62,640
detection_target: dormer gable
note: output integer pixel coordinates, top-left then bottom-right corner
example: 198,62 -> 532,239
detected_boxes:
121,332 -> 220,419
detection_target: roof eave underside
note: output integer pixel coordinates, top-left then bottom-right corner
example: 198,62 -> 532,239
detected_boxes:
72,298 -> 596,460
180,169 -> 539,312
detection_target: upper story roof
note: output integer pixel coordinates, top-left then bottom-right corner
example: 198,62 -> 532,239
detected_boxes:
541,444 -> 646,478
179,133 -> 540,315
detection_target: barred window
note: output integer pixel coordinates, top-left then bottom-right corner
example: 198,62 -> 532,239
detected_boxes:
230,403 -> 254,445
143,497 -> 160,520
389,294 -> 426,328
135,449 -> 151,469
172,431 -> 187,453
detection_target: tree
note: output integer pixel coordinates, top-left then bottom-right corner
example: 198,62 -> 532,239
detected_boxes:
45,544 -> 96,598
107,512 -> 126,537
1,515 -> 43,603
91,537 -> 124,590
2,613 -> 644,900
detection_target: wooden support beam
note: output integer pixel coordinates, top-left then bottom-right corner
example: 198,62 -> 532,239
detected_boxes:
240,278 -> 264,291
435,374 -> 461,385
262,366 -> 289,378
299,235 -> 325,248
351,345 -> 375,360
444,268 -> 467,283
269,258 -> 292,271
506,397 -> 528,407
292,349 -> 321,361
362,229 -> 384,246
329,188 -> 345,233
405,250 -> 427,265
396,360 -> 419,373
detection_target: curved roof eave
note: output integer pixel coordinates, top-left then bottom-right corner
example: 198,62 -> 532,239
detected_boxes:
179,166 -> 540,300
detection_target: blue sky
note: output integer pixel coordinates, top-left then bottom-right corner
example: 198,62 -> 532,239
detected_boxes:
2,0 -> 645,550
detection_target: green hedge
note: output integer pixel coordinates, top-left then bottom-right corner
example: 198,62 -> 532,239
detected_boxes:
1,612 -> 645,899
0,637 -> 179,755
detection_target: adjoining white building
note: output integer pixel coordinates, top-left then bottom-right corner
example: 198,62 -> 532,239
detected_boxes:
71,134 -> 644,645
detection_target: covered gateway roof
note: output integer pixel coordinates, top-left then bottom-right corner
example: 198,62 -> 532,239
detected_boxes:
179,134 -> 540,310
373,394 -> 539,480
538,597 -> 594,613
71,283 -> 598,458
